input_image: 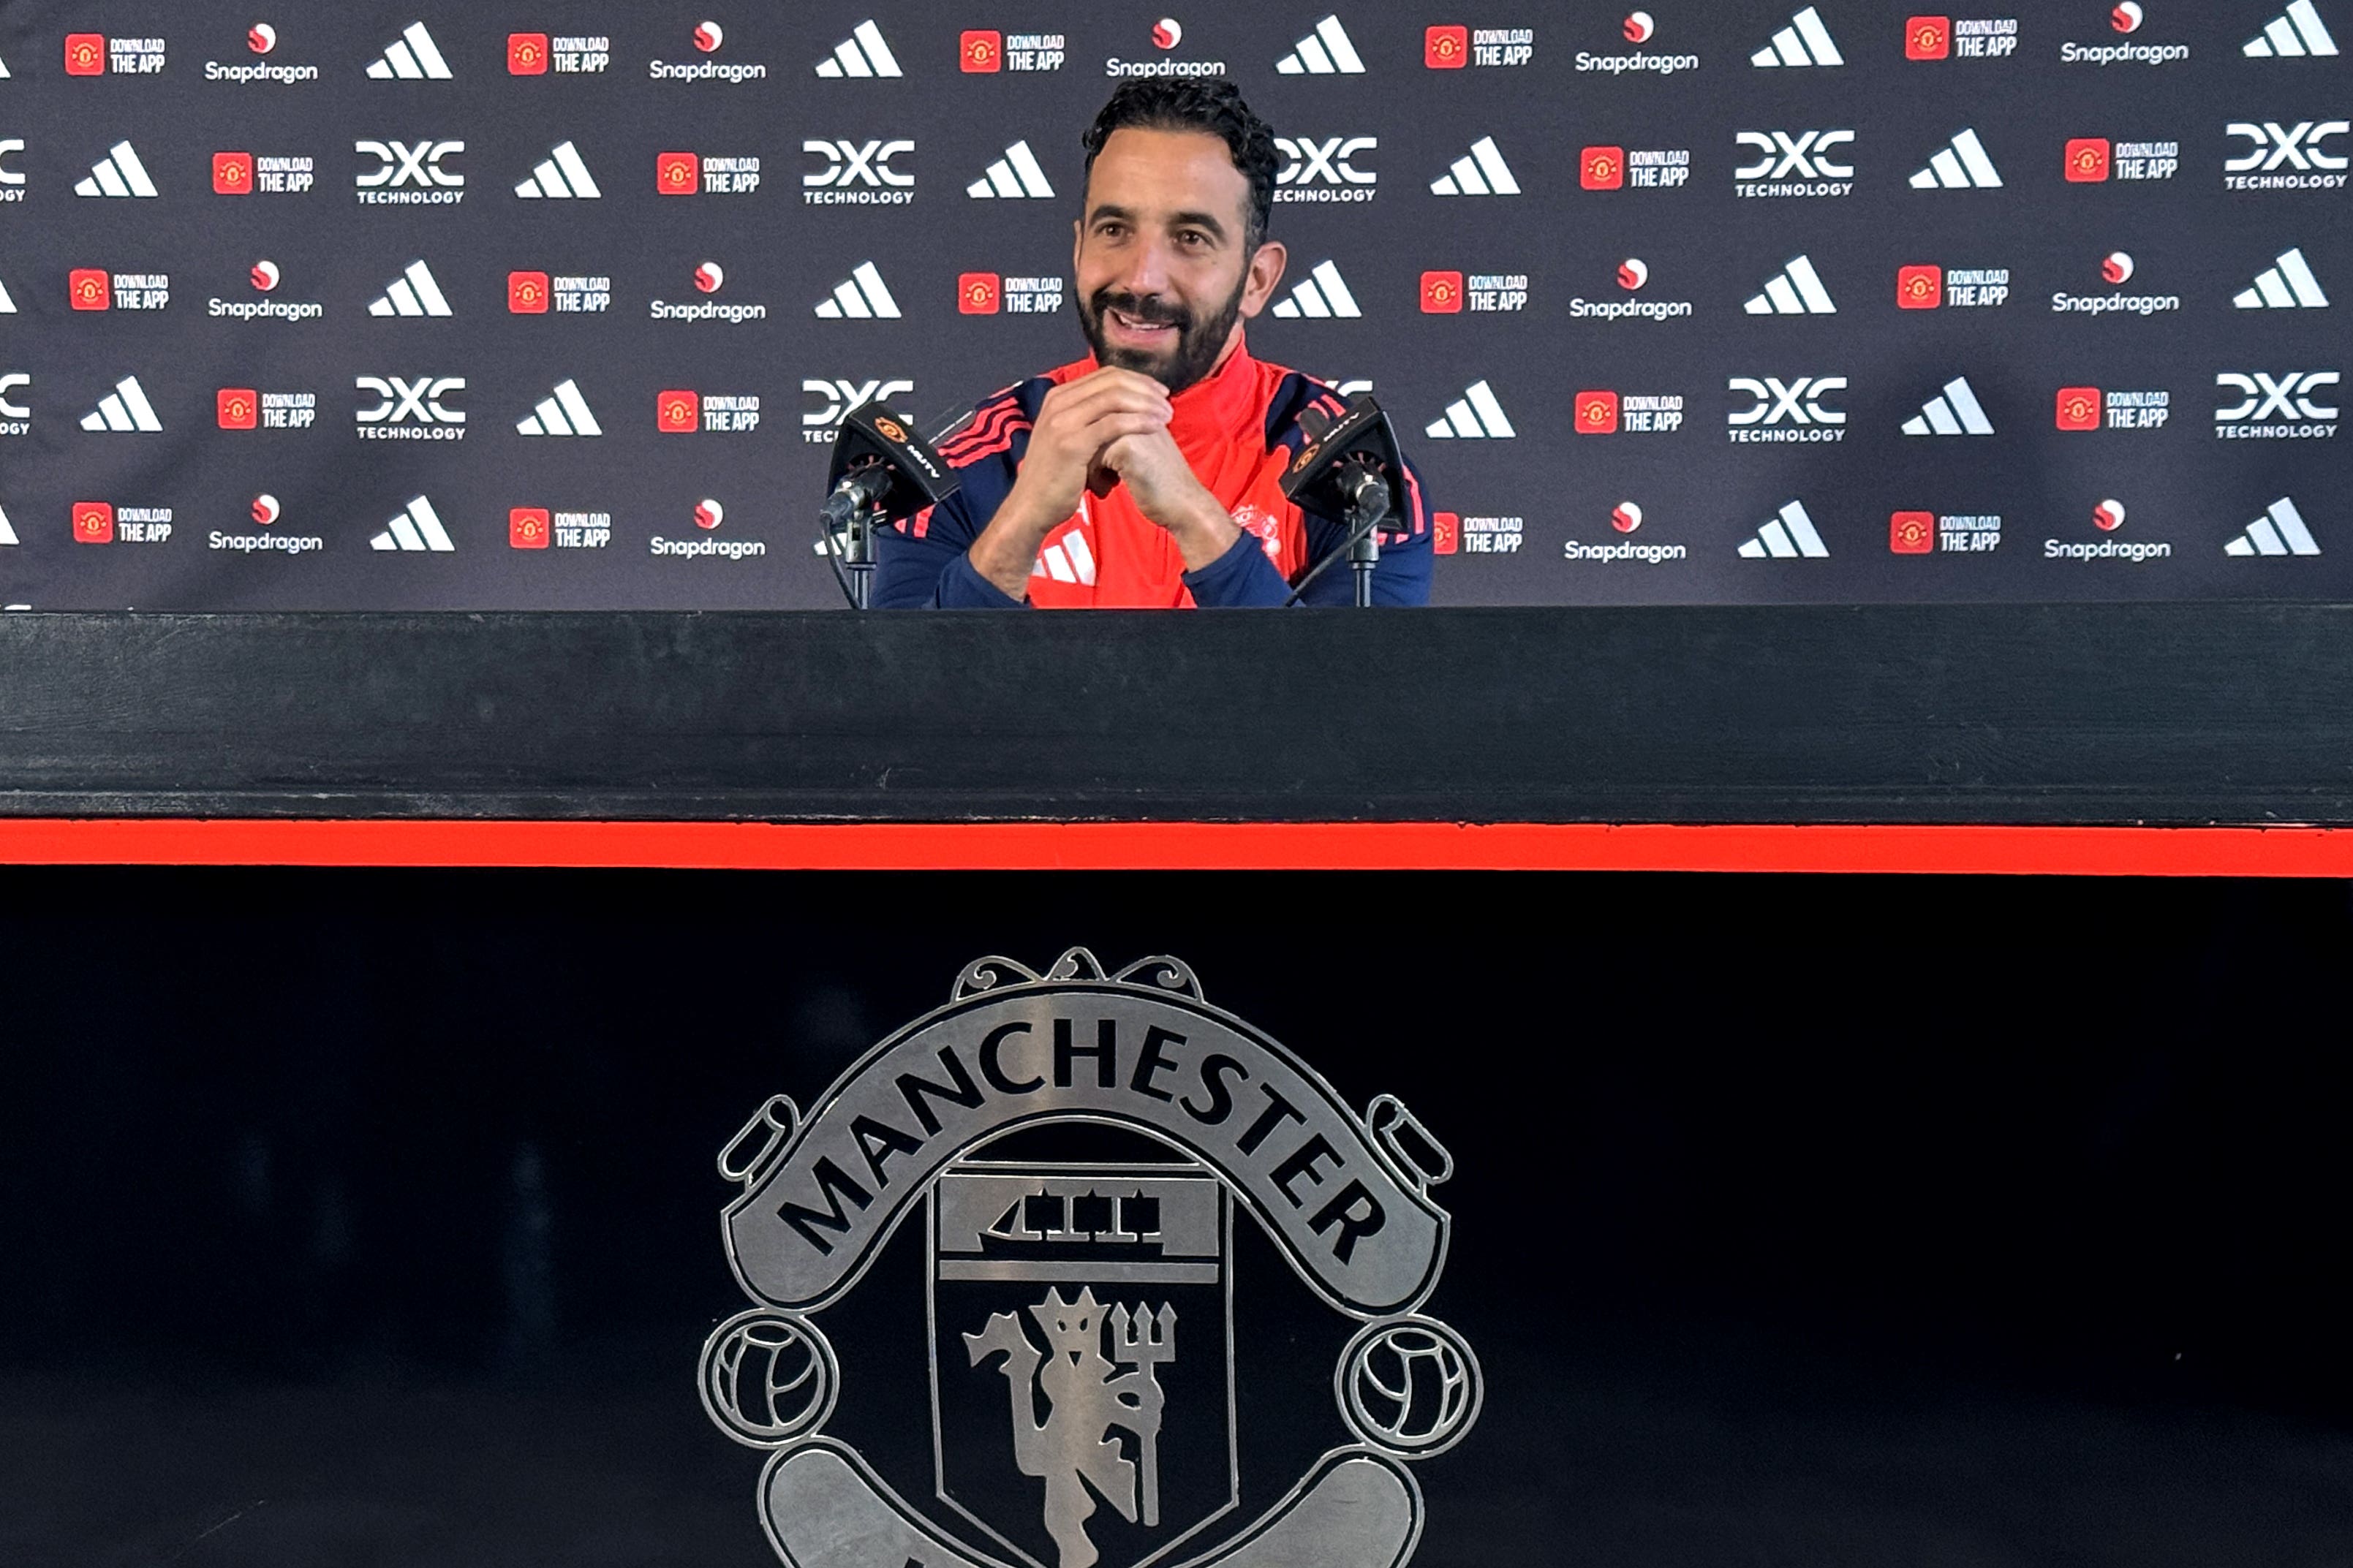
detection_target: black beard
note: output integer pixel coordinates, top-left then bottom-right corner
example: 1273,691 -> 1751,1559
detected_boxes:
1079,275 -> 1247,393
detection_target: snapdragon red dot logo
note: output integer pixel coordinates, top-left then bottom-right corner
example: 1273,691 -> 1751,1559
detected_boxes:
695,499 -> 725,530
1890,511 -> 1935,554
2056,387 -> 2103,431
2112,2 -> 2144,34
1152,18 -> 1182,50
2066,138 -> 2112,183
508,272 -> 550,313
694,20 -> 725,53
1425,26 -> 1468,67
252,494 -> 281,526
1624,12 -> 1656,43
1581,146 -> 1625,190
1897,264 -> 1944,308
695,262 -> 725,295
217,389 -> 259,429
64,34 -> 105,75
2094,499 -> 2127,531
1575,390 -> 1620,434
252,260 -> 281,292
962,30 -> 1002,71
510,507 -> 550,549
959,272 -> 1001,313
1612,501 -> 1643,534
248,23 -> 277,55
2101,251 -> 2134,284
1618,258 -> 1649,290
68,269 -> 110,311
658,151 -> 700,195
72,502 -> 114,544
1432,511 -> 1459,553
1906,15 -> 1952,58
658,390 -> 700,432
1421,270 -> 1464,312
509,33 -> 549,74
214,152 -> 255,195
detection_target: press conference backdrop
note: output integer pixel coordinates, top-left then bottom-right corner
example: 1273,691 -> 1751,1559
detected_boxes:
0,1 -> 2346,610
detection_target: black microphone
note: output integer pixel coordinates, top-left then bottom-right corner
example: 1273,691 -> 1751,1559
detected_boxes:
1281,395 -> 1405,533
820,402 -> 960,530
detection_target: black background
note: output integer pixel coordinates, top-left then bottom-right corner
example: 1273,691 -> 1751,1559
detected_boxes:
3,868 -> 2348,1564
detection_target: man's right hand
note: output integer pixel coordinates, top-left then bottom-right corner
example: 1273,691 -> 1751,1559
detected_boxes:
966,368 -> 1174,600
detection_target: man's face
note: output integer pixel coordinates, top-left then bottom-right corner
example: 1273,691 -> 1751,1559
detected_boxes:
1074,126 -> 1283,393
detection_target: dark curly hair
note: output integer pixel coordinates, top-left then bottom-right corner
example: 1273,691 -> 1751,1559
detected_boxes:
1081,77 -> 1277,254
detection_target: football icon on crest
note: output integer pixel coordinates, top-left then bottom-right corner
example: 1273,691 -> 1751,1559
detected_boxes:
700,951 -> 1479,1568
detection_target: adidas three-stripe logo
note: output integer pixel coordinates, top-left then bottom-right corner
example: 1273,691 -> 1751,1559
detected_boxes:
967,141 -> 1054,199
369,260 -> 453,317
1430,137 -> 1519,196
371,496 -> 456,553
1909,129 -> 2002,189
816,20 -> 902,77
1745,256 -> 1836,314
515,142 -> 600,199
2237,247 -> 2330,308
516,380 -> 602,437
1426,381 -> 1515,439
815,262 -> 900,319
1738,501 -> 1830,558
1277,15 -> 1365,74
2246,1 -> 2338,55
0,505 -> 17,546
0,277 -> 16,314
1272,261 -> 1361,319
80,376 -> 162,432
1032,529 -> 1099,587
1903,376 -> 1994,436
1753,7 -> 1842,66
0,56 -> 12,80
75,142 -> 158,198
367,22 -> 453,80
2225,496 -> 2321,556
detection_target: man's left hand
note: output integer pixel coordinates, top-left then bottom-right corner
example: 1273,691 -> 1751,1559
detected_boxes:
1100,426 -> 1242,571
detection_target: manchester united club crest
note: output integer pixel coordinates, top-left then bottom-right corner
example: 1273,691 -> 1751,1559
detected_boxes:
699,952 -> 1481,1568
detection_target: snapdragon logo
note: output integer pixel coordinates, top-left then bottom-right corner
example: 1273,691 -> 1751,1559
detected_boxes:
804,139 -> 914,204
653,262 -> 768,323
1727,375 -> 1846,441
207,20 -> 320,83
2225,120 -> 2349,188
2052,251 -> 2179,314
1568,257 -> 1692,321
1277,136 -> 1378,202
355,139 -> 464,203
652,20 -> 768,81
355,374 -> 466,439
1733,130 -> 1853,197
2047,497 -> 2171,561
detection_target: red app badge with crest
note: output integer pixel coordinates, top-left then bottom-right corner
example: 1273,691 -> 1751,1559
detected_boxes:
1426,26 -> 1469,67
1890,512 -> 1935,553
509,272 -> 551,313
1432,512 -> 1460,553
1421,272 -> 1465,313
657,390 -> 700,433
1581,147 -> 1625,190
1575,391 -> 1620,434
510,507 -> 551,549
68,269 -> 110,311
1896,265 -> 1944,309
1906,16 -> 1952,58
214,152 -> 256,195
958,273 -> 1002,314
962,31 -> 1002,71
65,34 -> 106,75
217,389 -> 259,429
657,152 -> 700,195
509,34 -> 551,74
72,502 -> 115,544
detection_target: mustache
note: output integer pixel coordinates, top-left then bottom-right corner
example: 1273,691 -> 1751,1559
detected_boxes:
1088,289 -> 1192,328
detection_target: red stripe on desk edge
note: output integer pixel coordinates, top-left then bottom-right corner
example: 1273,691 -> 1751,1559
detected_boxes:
4,820 -> 2353,874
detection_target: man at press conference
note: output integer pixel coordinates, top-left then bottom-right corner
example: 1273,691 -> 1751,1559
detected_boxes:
872,78 -> 1434,608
